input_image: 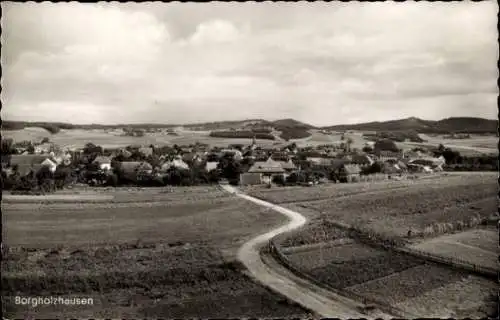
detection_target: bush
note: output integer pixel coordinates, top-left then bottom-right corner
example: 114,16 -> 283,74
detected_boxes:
41,137 -> 50,144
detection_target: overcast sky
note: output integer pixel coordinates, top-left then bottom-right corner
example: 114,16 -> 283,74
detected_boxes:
2,2 -> 498,126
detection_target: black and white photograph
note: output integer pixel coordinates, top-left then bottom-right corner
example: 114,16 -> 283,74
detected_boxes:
1,1 -> 498,318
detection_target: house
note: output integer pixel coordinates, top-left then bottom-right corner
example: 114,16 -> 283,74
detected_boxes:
241,157 -> 285,185
160,156 -> 189,172
205,161 -> 219,172
278,159 -> 297,173
306,157 -> 335,166
138,147 -> 154,158
182,152 -> 204,165
271,152 -> 290,162
338,164 -> 361,183
351,154 -> 374,167
118,161 -> 153,180
219,149 -> 243,161
375,150 -> 402,162
93,156 -> 112,171
409,156 -> 444,170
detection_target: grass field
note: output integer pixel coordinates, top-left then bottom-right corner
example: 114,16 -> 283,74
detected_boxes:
407,228 -> 498,270
244,174 -> 449,204
275,174 -> 496,240
2,127 -> 281,149
2,187 -> 310,318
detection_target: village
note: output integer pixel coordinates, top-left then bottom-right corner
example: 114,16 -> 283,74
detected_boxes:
1,132 -> 453,193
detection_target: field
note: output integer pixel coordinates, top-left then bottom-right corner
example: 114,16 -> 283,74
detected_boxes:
262,173 -> 497,240
2,127 -> 282,149
407,228 -> 498,270
281,239 -> 497,317
418,133 -> 498,149
244,173 -> 459,205
2,186 -> 310,318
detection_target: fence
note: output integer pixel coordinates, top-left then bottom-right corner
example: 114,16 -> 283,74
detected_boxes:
267,237 -> 412,318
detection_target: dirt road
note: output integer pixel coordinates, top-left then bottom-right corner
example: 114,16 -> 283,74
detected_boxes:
220,184 -> 394,319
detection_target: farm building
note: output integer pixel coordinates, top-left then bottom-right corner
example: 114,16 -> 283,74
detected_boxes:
338,164 -> 361,182
93,156 -> 112,171
242,157 -> 285,185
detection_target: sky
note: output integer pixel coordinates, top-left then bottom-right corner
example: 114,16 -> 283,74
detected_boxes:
2,1 -> 498,126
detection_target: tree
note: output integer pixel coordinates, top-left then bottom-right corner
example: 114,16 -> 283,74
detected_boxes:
83,143 -> 103,155
346,137 -> 353,152
374,139 -> 399,152
1,138 -> 14,155
362,145 -> 373,153
217,155 -> 242,182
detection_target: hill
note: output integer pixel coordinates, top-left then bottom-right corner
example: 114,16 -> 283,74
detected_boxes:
270,119 -> 317,130
322,117 -> 497,134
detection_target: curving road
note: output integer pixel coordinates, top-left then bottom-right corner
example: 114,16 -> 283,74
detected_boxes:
220,184 -> 394,319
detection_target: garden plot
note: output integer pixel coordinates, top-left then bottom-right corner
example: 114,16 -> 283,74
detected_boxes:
283,242 -> 384,270
286,245 -> 425,289
407,228 -> 498,270
344,264 -> 469,306
394,274 -> 497,318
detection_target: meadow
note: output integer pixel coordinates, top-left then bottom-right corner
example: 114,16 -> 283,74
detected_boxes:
2,186 -> 310,318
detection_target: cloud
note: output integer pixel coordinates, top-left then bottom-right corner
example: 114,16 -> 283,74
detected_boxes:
2,1 -> 498,126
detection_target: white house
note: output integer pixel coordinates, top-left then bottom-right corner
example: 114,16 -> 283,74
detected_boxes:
41,158 -> 58,173
160,156 -> 189,172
